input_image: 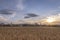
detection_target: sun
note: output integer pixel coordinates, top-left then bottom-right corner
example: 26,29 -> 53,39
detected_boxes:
46,17 -> 55,23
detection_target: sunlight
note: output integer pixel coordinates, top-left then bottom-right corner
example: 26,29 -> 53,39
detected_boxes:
46,17 -> 55,23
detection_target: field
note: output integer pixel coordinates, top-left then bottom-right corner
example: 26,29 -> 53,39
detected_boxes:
0,27 -> 60,40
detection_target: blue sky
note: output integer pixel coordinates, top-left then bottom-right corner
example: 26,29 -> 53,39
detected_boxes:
0,0 -> 60,22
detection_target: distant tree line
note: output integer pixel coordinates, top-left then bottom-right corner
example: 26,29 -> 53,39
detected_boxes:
0,23 -> 60,27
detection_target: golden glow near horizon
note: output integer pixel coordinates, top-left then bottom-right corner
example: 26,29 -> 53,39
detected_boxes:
46,17 -> 55,23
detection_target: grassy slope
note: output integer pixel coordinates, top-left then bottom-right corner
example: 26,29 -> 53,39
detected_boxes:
0,27 -> 60,40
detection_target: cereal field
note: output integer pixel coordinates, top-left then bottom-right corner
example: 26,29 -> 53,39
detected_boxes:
0,27 -> 60,40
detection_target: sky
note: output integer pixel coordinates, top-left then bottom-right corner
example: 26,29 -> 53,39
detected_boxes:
0,0 -> 60,24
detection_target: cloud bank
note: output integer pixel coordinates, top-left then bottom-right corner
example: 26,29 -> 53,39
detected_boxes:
0,9 -> 16,24
0,9 -> 16,18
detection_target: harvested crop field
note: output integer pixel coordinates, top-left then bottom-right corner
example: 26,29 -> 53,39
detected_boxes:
0,27 -> 60,40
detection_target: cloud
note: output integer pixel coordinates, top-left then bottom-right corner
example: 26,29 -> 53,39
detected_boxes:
0,16 -> 8,23
10,12 -> 16,18
0,14 -> 18,24
24,16 -> 30,18
40,13 -> 60,25
24,13 -> 39,19
27,13 -> 39,17
0,16 -> 7,21
0,9 -> 15,15
0,9 -> 16,18
16,0 -> 25,10
45,9 -> 60,17
0,9 -> 16,24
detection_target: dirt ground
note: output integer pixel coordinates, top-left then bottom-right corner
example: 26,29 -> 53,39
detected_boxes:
0,27 -> 60,40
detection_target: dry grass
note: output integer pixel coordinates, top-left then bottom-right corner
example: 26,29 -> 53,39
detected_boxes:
0,27 -> 60,40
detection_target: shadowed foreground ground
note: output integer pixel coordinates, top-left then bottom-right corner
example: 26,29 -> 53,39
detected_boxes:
0,27 -> 60,40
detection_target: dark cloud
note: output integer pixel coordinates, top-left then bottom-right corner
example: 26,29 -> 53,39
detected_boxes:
24,13 -> 39,19
27,13 -> 38,17
24,16 -> 30,18
0,9 -> 14,15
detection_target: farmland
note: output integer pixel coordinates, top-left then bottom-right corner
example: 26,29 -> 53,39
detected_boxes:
0,27 -> 60,40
